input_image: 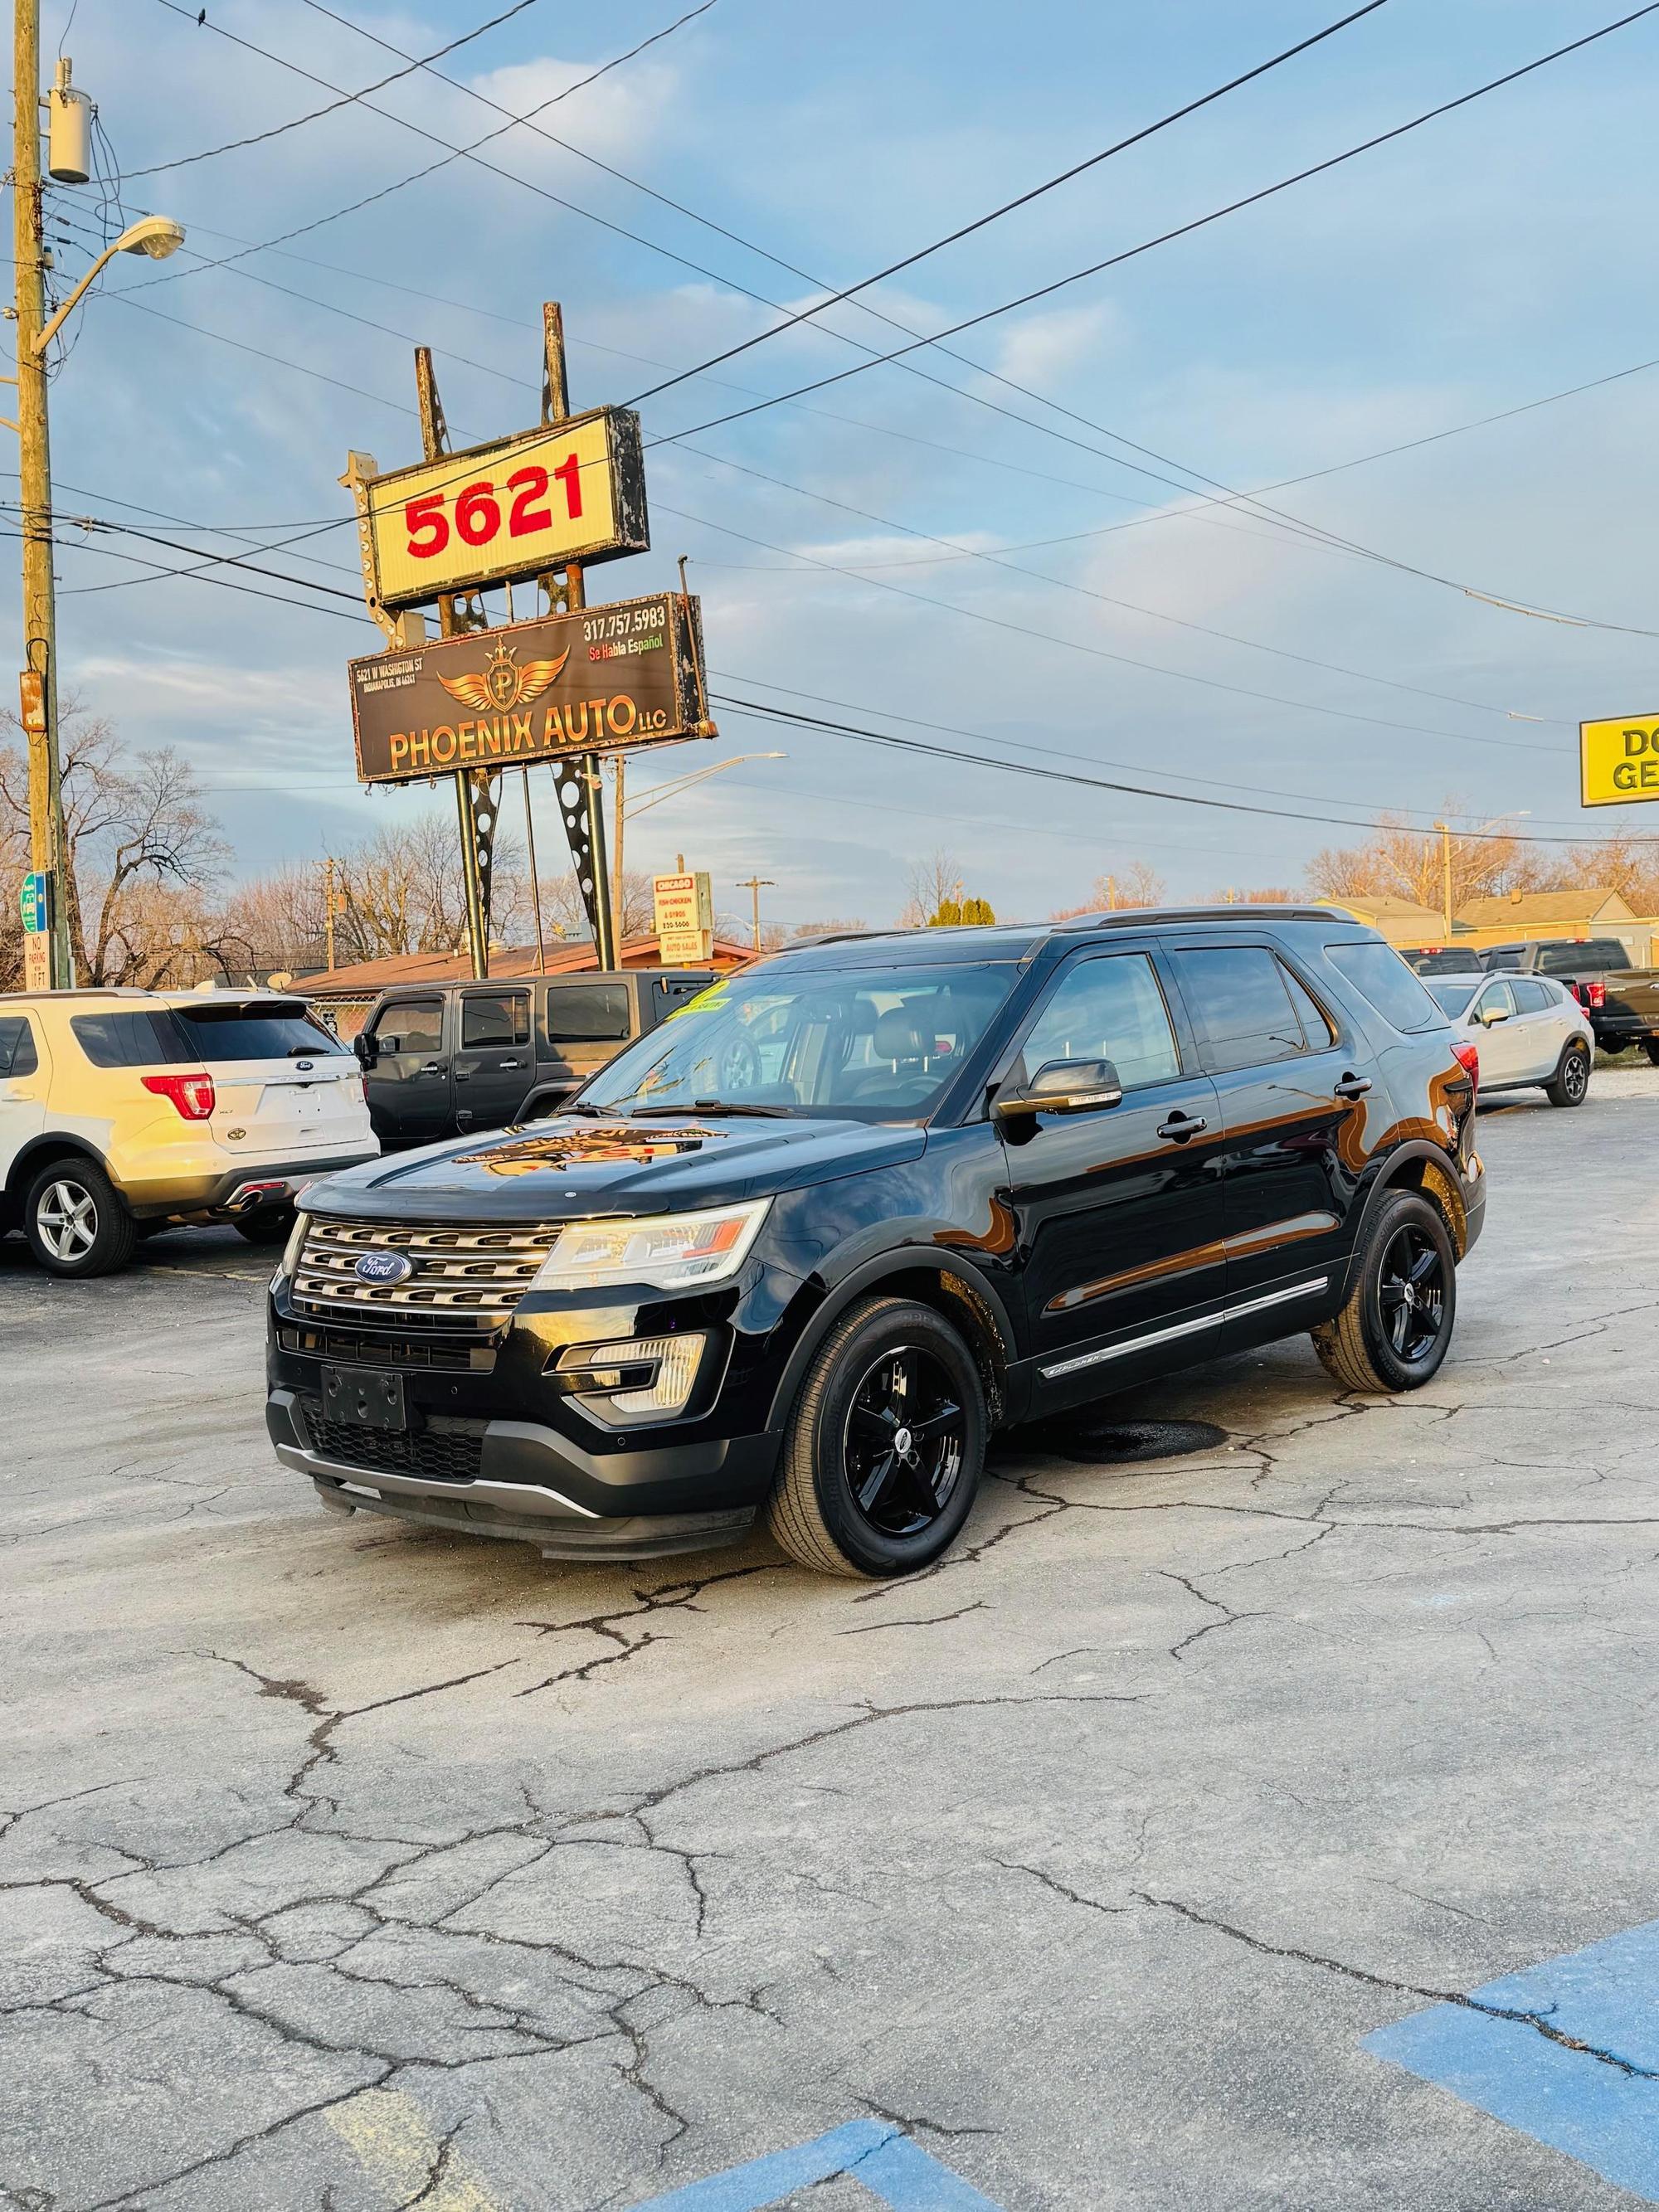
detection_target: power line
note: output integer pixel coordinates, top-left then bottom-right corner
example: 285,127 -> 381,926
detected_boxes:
625,2 -> 1390,405
708,691 -> 1635,848
652,6 -> 1659,448
136,0 -> 555,177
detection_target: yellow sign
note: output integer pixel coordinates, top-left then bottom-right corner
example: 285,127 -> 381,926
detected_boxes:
1581,714 -> 1659,805
654,870 -> 713,964
360,408 -> 647,611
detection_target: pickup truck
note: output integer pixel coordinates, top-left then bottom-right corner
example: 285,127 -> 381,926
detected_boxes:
1480,938 -> 1659,1061
350,968 -> 718,1146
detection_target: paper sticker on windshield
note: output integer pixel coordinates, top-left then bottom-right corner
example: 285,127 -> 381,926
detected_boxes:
668,980 -> 730,1020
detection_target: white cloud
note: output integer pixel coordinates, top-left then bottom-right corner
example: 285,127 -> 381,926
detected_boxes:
990,302 -> 1121,389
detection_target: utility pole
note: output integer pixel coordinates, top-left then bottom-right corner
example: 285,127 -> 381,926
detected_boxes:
611,753 -> 626,956
1434,819 -> 1453,942
10,0 -> 71,988
322,857 -> 338,970
737,875 -> 774,952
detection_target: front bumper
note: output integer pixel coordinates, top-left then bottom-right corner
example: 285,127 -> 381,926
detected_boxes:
123,1150 -> 378,1222
266,1387 -> 776,1559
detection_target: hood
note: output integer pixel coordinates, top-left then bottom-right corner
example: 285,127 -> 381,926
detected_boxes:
303,1113 -> 928,1221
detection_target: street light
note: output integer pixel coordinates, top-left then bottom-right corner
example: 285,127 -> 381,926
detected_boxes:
32,216 -> 186,354
9,23 -> 187,991
606,750 -> 785,950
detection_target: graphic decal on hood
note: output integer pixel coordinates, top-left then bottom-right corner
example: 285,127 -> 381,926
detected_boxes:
454,1123 -> 723,1174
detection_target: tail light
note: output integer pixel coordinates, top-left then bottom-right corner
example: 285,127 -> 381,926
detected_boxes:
142,1071 -> 216,1121
1452,1040 -> 1479,1091
1578,980 -> 1607,1009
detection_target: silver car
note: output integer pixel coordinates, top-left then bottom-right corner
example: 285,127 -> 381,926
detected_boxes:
1427,972 -> 1593,1107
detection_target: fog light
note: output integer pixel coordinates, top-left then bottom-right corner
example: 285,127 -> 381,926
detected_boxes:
557,1334 -> 706,1417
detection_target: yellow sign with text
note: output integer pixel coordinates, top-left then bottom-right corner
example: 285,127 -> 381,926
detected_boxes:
362,408 -> 647,611
1582,714 -> 1659,806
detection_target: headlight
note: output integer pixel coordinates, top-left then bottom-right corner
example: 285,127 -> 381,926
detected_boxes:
532,1198 -> 771,1294
277,1208 -> 310,1282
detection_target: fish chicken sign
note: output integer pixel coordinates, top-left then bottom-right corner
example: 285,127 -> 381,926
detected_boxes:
348,593 -> 713,785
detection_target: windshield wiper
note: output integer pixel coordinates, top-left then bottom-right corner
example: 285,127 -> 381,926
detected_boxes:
626,1098 -> 795,1118
562,1100 -> 611,1117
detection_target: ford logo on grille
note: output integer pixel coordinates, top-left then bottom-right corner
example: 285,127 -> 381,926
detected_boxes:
354,1251 -> 416,1285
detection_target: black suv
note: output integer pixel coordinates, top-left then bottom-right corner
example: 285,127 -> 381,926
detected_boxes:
266,910 -> 1484,1578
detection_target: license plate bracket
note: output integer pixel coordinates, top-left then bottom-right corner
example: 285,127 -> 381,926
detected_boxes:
320,1364 -> 407,1432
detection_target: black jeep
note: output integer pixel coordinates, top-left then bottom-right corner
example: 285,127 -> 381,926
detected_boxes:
267,909 -> 1484,1578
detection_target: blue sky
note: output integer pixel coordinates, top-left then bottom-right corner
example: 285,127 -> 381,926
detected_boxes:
12,0 -> 1659,930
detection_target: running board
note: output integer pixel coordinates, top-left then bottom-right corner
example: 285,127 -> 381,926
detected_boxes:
1039,1276 -> 1330,1382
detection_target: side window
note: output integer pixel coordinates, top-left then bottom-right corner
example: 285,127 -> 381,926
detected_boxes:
1280,961 -> 1336,1047
460,991 -> 529,1048
69,1010 -> 190,1067
1476,980 -> 1515,1021
0,1014 -> 37,1077
1324,941 -> 1444,1033
1018,954 -> 1180,1090
1169,946 -> 1306,1073
542,982 -> 633,1043
1511,979 -> 1551,1014
369,999 -> 444,1056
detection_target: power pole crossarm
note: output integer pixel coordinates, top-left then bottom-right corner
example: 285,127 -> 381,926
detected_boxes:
736,875 -> 775,952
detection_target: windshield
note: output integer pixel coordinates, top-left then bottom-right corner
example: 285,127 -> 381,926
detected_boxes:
576,962 -> 1019,1121
1427,979 -> 1482,1018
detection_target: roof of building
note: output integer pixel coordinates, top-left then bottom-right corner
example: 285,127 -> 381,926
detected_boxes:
1457,887 -> 1637,930
299,934 -> 754,999
1312,894 -> 1463,931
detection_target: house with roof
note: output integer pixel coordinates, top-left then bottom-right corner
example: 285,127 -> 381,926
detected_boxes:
1455,887 -> 1649,961
1313,895 -> 1471,950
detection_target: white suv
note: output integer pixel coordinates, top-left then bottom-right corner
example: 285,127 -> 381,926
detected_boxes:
0,986 -> 378,1277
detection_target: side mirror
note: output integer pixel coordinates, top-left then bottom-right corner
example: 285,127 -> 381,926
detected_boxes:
995,1056 -> 1124,1121
1481,1005 -> 1510,1028
353,1032 -> 379,1067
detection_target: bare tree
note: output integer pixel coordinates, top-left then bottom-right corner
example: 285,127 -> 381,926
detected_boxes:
1051,862 -> 1166,917
1306,806 -> 1552,911
0,702 -> 227,987
792,916 -> 868,940
899,849 -> 966,928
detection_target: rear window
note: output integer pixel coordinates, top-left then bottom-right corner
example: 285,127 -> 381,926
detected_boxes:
172,1003 -> 348,1061
0,1014 -> 38,1077
1484,947 -> 1525,970
71,1009 -> 193,1067
542,981 -> 631,1044
1538,939 -> 1627,975
1325,941 -> 1444,1033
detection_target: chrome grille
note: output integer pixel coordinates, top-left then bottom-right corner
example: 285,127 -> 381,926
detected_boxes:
291,1215 -> 558,1332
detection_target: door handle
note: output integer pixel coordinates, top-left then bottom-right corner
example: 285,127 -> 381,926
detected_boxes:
420,1061 -> 445,1075
455,1069 -> 470,1082
1334,1074 -> 1372,1099
497,1059 -> 523,1069
1156,1111 -> 1208,1142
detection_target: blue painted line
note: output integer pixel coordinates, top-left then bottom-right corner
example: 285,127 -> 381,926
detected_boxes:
1365,1915 -> 1659,2203
624,2119 -> 1006,2211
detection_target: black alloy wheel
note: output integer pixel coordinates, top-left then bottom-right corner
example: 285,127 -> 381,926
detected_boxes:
1546,1043 -> 1590,1107
1377,1222 -> 1447,1367
844,1344 -> 966,1538
767,1295 -> 987,1577
1311,1187 -> 1457,1394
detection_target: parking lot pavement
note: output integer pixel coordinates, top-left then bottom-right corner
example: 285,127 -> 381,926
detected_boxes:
6,1067 -> 1659,2211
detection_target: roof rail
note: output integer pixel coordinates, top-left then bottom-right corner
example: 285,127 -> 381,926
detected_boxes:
1084,904 -> 1344,930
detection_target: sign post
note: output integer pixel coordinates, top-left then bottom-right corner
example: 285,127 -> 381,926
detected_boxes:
344,302 -> 714,978
652,869 -> 713,964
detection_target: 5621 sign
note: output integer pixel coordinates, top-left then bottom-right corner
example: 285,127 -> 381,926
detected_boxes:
359,406 -> 648,612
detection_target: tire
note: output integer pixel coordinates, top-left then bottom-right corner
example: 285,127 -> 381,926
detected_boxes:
233,1206 -> 297,1247
1599,1038 -> 1627,1056
23,1157 -> 137,1279
766,1296 -> 987,1578
1545,1042 -> 1591,1108
1311,1189 -> 1456,1395
1642,1039 -> 1659,1067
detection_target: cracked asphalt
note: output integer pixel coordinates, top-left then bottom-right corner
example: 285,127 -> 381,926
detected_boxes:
5,1066 -> 1659,2210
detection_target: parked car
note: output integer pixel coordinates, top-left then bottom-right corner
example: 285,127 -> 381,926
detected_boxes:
1424,972 -> 1593,1106
352,969 -> 718,1146
0,985 -> 377,1277
1478,937 -> 1659,1061
1401,946 -> 1484,975
267,909 -> 1484,1578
